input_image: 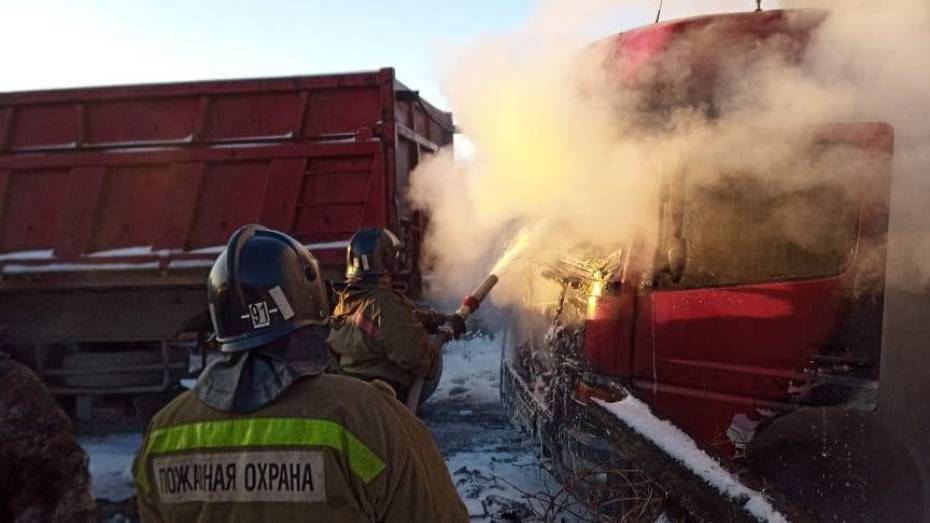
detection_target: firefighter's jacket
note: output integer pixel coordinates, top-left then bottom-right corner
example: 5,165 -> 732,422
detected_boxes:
327,281 -> 439,391
134,369 -> 467,522
0,353 -> 97,523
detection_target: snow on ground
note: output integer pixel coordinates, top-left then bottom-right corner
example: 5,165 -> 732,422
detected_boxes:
445,449 -> 566,520
79,432 -> 143,502
423,333 -> 586,522
429,333 -> 504,405
595,395 -> 787,523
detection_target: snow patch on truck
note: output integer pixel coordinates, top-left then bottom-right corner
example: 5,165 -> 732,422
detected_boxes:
2,261 -> 160,274
594,395 -> 788,523
189,245 -> 227,255
87,246 -> 162,258
168,259 -> 216,269
0,249 -> 54,261
190,240 -> 349,256
306,240 -> 351,250
0,241 -> 351,273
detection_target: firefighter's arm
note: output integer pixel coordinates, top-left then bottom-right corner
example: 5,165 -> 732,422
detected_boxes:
412,307 -> 445,334
413,306 -> 467,339
368,401 -> 469,522
133,433 -> 166,523
378,301 -> 438,377
135,478 -> 166,522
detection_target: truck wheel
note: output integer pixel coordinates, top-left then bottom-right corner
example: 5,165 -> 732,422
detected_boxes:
59,349 -> 183,389
747,407 -> 923,522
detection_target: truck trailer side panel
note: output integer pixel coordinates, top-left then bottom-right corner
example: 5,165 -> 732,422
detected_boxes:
0,69 -> 452,395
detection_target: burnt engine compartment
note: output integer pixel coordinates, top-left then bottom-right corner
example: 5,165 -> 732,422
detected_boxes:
501,251 -> 665,518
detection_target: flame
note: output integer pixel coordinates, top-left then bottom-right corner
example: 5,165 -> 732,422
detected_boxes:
490,229 -> 532,276
587,279 -> 605,317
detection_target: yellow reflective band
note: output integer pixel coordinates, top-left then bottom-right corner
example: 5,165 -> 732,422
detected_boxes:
135,417 -> 386,492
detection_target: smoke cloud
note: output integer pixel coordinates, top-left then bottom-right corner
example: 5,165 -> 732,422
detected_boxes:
410,0 -> 930,309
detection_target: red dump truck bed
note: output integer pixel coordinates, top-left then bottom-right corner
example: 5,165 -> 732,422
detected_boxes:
0,69 -> 452,396
0,68 -> 451,286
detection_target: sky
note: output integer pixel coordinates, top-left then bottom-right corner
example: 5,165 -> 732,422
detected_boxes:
0,1 -> 754,110
0,0 -> 537,107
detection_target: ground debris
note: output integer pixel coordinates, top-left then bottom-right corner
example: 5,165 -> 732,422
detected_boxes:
454,465 -> 507,499
97,497 -> 138,523
481,495 -> 537,522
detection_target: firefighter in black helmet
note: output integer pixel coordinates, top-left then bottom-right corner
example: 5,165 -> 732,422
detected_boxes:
134,225 -> 467,523
328,227 -> 466,405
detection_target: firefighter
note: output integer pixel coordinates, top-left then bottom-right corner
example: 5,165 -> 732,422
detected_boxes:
0,350 -> 97,523
327,227 -> 466,404
134,225 -> 467,522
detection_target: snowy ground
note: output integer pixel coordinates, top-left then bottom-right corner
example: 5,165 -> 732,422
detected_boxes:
79,432 -> 142,502
422,334 -> 579,521
77,333 -> 574,522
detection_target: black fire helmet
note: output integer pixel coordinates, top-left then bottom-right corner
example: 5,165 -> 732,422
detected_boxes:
207,225 -> 329,352
345,227 -> 404,280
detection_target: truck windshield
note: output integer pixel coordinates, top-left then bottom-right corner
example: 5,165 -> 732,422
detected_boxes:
667,144 -> 863,288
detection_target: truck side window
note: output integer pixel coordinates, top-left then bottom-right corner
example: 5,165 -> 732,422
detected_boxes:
663,145 -> 863,289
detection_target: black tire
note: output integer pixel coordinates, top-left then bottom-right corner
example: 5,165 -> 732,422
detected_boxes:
59,349 -> 184,389
747,407 -> 924,522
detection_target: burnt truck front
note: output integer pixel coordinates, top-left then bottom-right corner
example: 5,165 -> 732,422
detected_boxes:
501,9 -> 921,521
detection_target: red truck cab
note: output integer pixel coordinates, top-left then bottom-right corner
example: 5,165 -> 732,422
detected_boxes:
501,10 -> 915,520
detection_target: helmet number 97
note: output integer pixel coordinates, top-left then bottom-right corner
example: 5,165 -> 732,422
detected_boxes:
249,302 -> 271,329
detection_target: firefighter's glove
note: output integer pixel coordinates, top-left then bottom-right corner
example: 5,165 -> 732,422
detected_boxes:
415,309 -> 446,334
445,314 -> 467,340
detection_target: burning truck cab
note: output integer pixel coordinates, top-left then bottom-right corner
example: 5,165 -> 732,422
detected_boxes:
500,9 -> 920,520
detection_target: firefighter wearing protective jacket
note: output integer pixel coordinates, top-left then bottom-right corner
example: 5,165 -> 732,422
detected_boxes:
0,351 -> 97,523
327,228 -> 465,403
133,225 -> 467,523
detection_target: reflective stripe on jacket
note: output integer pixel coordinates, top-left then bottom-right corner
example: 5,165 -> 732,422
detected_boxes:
134,373 -> 467,522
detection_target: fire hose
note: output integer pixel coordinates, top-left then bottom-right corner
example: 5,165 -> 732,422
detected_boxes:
404,274 -> 500,412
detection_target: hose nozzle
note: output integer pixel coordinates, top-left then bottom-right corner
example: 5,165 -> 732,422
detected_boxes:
455,274 -> 499,317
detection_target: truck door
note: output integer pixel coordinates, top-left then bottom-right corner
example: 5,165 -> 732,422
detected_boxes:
630,123 -> 893,455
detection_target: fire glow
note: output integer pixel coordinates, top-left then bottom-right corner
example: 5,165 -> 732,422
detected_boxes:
587,278 -> 605,318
